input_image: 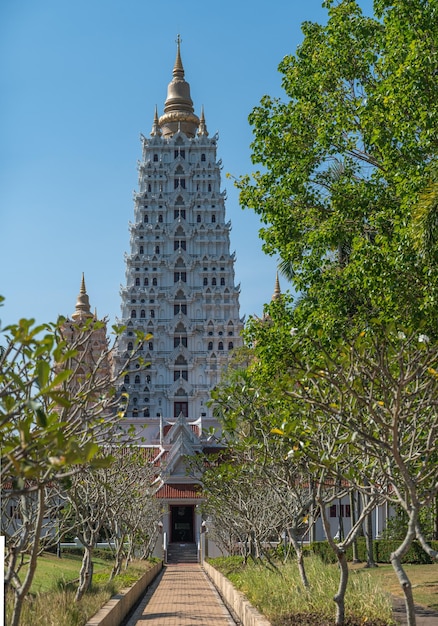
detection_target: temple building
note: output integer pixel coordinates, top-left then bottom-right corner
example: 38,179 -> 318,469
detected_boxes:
113,37 -> 244,555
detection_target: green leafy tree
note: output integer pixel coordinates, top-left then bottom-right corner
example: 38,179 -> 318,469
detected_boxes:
237,0 -> 438,336
280,326 -> 438,626
0,305 -> 139,626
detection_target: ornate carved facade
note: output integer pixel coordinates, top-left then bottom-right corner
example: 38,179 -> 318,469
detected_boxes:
113,38 -> 244,552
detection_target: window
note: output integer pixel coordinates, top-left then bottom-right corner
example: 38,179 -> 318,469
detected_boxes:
174,209 -> 186,219
153,154 -> 158,162
340,504 -> 351,517
127,341 -> 133,351
203,277 -> 208,286
197,214 -> 201,223
174,370 -> 188,381
174,178 -> 186,189
208,183 -> 211,192
174,149 -> 185,159
158,214 -> 163,223
144,277 -> 149,286
174,304 -> 187,315
135,277 -> 140,286
155,246 -> 160,254
208,341 -> 213,350
144,215 -> 148,223
140,309 -> 146,318
228,342 -> 234,350
132,408 -> 138,417
148,184 -> 151,192
174,272 -> 187,283
131,310 -> 136,319
221,277 -> 225,286
212,277 -> 217,286
150,310 -> 155,318
135,374 -> 140,384
212,214 -> 216,223
329,505 -> 337,518
152,277 -> 158,286
140,246 -> 144,254
174,402 -> 188,417
144,408 -> 150,417
218,342 -> 224,351
201,153 -> 206,162
124,374 -> 130,383
148,342 -> 153,351
174,336 -> 188,347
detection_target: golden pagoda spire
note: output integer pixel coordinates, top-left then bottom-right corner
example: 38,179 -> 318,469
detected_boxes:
151,105 -> 162,136
198,105 -> 209,136
159,36 -> 200,138
173,34 -> 184,77
72,273 -> 93,321
272,272 -> 281,301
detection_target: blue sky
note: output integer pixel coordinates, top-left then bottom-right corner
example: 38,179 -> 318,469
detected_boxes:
0,0 -> 373,329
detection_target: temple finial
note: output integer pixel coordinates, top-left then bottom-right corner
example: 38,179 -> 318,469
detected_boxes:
159,37 -> 199,138
272,272 -> 281,301
151,105 -> 162,136
72,273 -> 92,320
173,34 -> 184,78
198,105 -> 209,136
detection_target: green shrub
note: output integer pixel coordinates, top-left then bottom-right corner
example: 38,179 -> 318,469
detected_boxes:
309,539 -> 438,564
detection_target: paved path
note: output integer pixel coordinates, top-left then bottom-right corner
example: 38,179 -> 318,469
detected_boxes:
123,562 -> 438,626
124,564 -> 236,625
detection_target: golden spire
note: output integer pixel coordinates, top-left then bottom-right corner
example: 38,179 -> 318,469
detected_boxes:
272,272 -> 281,301
151,105 -> 161,136
159,36 -> 200,138
173,34 -> 184,77
72,273 -> 93,321
198,105 -> 209,136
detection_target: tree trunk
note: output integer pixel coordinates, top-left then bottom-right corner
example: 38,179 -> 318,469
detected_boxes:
334,549 -> 349,626
390,509 -> 420,626
434,495 -> 438,541
75,546 -> 94,601
110,532 -> 126,580
318,498 -> 348,625
9,488 -> 46,626
350,492 -> 360,563
363,492 -> 377,567
288,528 -> 309,589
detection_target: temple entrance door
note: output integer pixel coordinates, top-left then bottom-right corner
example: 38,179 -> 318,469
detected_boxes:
170,504 -> 194,542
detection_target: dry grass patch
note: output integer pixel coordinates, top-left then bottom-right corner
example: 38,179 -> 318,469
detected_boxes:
7,558 -> 156,626
209,556 -> 394,625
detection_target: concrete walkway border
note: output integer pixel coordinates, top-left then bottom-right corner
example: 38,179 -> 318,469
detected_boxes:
85,560 -> 163,626
203,560 -> 271,626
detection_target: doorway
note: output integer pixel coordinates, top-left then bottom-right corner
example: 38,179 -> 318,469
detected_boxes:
170,504 -> 194,542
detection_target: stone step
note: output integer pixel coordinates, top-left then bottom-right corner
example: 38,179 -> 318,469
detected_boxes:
167,542 -> 198,563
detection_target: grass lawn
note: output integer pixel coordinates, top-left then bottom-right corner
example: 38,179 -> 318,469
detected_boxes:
350,562 -> 438,611
30,552 -> 111,593
209,555 -> 394,625
209,556 -> 438,626
8,552 -> 158,626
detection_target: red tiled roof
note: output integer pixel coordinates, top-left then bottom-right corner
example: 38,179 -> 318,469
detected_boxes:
155,483 -> 203,499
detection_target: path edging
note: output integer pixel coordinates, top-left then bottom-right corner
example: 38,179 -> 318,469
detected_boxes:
203,560 -> 271,626
85,560 -> 163,626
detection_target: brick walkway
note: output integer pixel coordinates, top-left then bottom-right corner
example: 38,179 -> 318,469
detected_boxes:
124,564 -> 236,625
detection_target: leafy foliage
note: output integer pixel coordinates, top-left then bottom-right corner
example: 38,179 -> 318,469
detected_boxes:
238,0 -> 438,336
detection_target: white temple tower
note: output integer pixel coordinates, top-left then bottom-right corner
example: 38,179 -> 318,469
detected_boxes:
114,38 -> 244,554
